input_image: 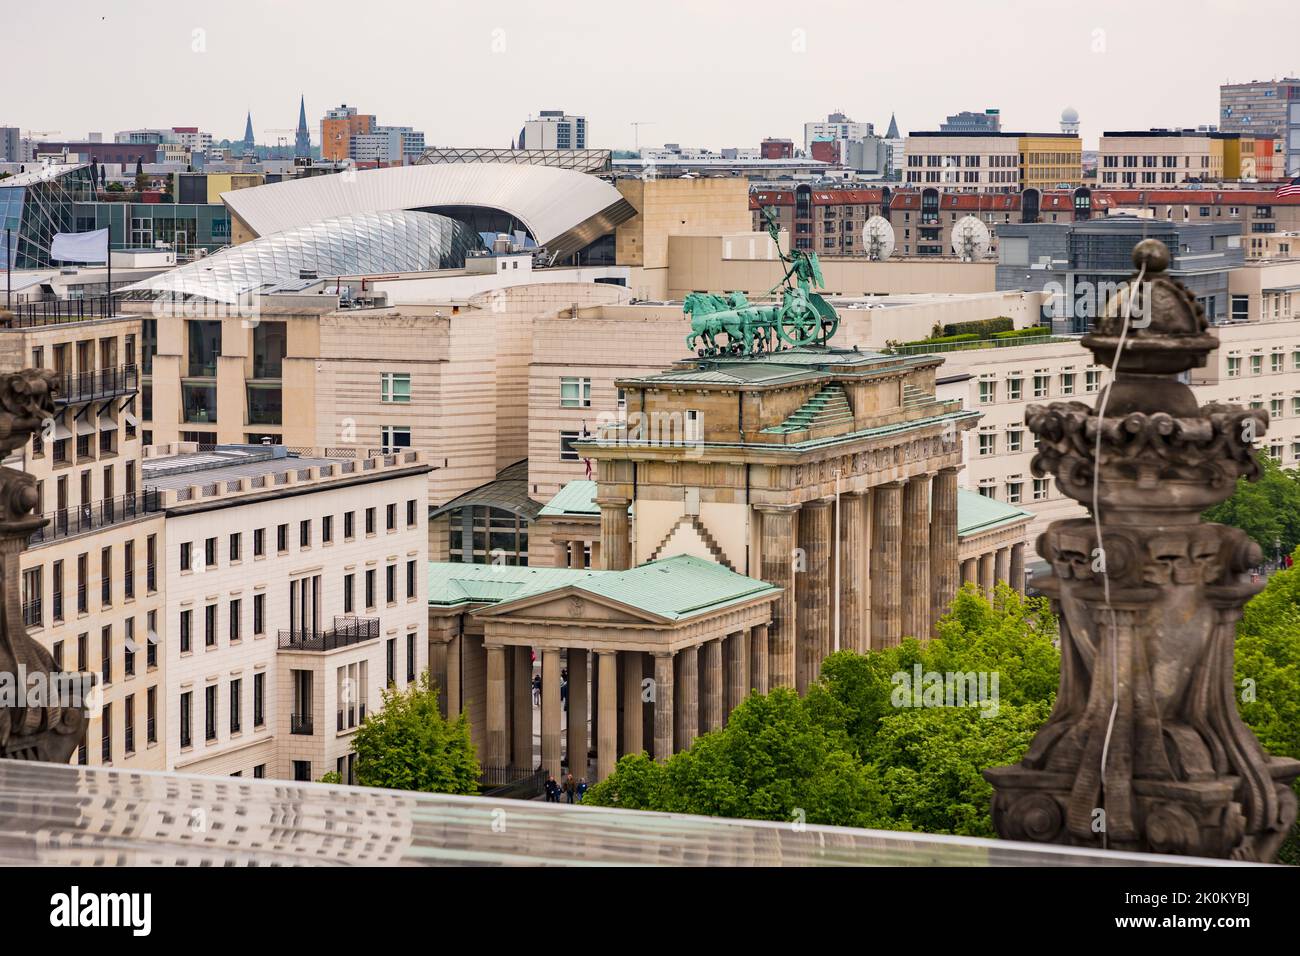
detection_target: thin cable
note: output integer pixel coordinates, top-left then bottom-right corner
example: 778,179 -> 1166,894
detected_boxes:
1092,259 -> 1147,850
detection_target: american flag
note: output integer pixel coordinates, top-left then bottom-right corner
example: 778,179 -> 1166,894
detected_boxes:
1275,176 -> 1300,199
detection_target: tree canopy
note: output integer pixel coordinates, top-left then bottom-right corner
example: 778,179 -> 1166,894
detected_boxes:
351,674 -> 479,795
1203,455 -> 1300,559
589,583 -> 1060,837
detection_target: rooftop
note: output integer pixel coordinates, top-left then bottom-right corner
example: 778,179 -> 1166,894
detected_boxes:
430,553 -> 779,622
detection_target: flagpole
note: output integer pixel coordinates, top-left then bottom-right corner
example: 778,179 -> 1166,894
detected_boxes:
4,227 -> 10,311
105,220 -> 112,316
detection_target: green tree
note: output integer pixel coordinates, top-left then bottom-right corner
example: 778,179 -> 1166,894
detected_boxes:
351,674 -> 479,795
586,687 -> 891,829
1235,553 -> 1300,863
1203,455 -> 1300,559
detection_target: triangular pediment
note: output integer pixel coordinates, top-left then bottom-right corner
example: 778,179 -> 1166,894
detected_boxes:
474,586 -> 670,625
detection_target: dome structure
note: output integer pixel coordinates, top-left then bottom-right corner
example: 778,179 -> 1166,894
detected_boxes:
121,209 -> 481,303
218,162 -> 636,258
1060,106 -> 1080,134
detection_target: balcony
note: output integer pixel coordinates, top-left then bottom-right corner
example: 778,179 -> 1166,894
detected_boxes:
1,297 -> 118,329
278,616 -> 379,652
28,490 -> 162,546
290,714 -> 314,736
53,365 -> 139,406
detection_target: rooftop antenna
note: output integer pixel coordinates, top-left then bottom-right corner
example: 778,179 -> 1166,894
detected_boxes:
630,121 -> 654,152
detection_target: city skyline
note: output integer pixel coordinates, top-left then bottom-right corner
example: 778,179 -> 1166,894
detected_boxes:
7,0 -> 1299,152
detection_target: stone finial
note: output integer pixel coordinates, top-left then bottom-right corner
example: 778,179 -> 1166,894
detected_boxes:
985,239 -> 1300,861
0,369 -> 88,763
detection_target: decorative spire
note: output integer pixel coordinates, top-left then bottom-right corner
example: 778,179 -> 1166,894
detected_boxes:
985,239 -> 1300,860
885,112 -> 900,139
295,94 -> 311,159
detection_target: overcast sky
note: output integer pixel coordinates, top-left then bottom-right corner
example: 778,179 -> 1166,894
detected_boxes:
7,0 -> 1298,151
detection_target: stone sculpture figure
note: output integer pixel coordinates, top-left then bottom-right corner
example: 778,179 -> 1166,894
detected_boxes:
985,239 -> 1299,860
0,369 -> 88,763
682,207 -> 839,356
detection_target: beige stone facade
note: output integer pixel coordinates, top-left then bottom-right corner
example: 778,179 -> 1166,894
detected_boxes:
4,313 -> 165,771
149,444 -> 430,782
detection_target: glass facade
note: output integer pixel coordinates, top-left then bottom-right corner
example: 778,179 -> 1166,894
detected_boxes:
448,506 -> 529,565
0,165 -> 96,268
0,163 -> 230,269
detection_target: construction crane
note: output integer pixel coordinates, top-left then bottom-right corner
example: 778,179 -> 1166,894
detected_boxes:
630,121 -> 654,152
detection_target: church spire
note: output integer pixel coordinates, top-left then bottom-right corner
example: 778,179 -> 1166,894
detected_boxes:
295,94 -> 311,159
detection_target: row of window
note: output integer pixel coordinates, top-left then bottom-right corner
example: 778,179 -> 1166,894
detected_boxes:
21,535 -> 159,629
179,673 -> 266,749
179,501 -> 420,572
83,686 -> 158,764
978,477 -> 1052,505
1225,351 -> 1300,376
50,615 -> 159,688
977,369 -> 1103,405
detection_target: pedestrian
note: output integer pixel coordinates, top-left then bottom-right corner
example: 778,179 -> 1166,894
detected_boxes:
576,778 -> 588,802
545,774 -> 559,802
564,773 -> 577,804
560,678 -> 568,711
532,672 -> 542,707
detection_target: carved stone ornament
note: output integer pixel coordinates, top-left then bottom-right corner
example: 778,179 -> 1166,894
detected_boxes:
985,240 -> 1300,860
0,369 -> 89,763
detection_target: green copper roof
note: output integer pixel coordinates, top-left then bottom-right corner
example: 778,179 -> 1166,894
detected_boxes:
956,488 -> 1033,537
429,554 -> 779,621
537,480 -> 598,517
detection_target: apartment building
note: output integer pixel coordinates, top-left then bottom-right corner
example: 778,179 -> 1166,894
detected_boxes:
1220,78 -> 1300,172
320,104 -> 374,162
2,307 -> 165,771
904,132 -> 1082,193
1097,130 -> 1242,185
1096,188 -> 1300,248
144,444 -> 430,782
748,187 -> 886,255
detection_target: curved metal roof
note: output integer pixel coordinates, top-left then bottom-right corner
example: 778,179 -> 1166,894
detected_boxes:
221,163 -> 636,256
122,209 -> 479,303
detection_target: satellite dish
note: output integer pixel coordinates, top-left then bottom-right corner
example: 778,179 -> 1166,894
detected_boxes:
951,215 -> 991,261
862,215 -> 895,261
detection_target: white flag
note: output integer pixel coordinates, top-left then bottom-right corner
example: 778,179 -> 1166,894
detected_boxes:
50,228 -> 109,264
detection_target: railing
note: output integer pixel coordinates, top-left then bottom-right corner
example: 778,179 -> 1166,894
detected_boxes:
146,717 -> 155,744
29,489 -> 161,545
146,562 -> 156,592
336,702 -> 367,732
2,297 -> 119,328
53,364 -> 138,405
290,714 -> 314,736
21,599 -> 41,629
278,616 -> 379,652
888,334 -> 1075,356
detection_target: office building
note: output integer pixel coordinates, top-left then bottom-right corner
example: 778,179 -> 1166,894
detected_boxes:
518,110 -> 586,150
803,112 -> 874,154
940,109 -> 1001,133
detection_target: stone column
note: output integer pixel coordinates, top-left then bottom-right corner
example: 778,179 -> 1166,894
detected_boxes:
979,551 -> 995,598
567,649 -> 588,777
725,632 -> 745,721
840,491 -> 869,654
901,475 -> 931,641
598,499 -> 630,571
485,644 -> 507,768
445,630 -> 461,717
653,652 -> 674,761
796,498 -> 832,692
553,540 -> 569,568
870,481 -> 904,649
429,639 -> 449,717
701,639 -> 723,733
568,541 -> 585,570
961,557 -> 978,585
995,547 -> 1010,589
595,651 -> 618,780
757,505 -> 798,689
674,644 -> 698,752
929,467 -> 960,632
749,623 -> 769,694
511,645 -> 532,769
1010,542 -> 1026,594
541,648 -> 562,782
622,650 -> 643,756
590,540 -> 601,568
